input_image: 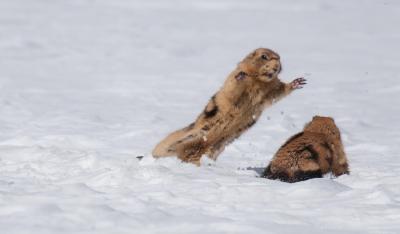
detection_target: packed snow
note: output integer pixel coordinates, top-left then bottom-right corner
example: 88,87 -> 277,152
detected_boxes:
0,0 -> 400,233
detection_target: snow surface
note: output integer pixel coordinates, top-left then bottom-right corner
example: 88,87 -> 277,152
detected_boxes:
1,0 -> 400,233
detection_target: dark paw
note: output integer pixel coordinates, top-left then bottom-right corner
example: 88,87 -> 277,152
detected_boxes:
235,71 -> 247,81
290,77 -> 307,89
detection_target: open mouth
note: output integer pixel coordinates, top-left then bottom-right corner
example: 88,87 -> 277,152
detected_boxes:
262,72 -> 275,78
262,67 -> 280,78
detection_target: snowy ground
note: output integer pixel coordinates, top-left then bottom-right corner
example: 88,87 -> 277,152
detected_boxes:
1,0 -> 400,233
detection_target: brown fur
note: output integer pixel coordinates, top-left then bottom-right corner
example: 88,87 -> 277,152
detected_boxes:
152,48 -> 306,165
263,116 -> 349,182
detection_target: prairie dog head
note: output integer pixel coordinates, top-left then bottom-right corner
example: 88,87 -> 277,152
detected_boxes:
304,116 -> 341,141
237,48 -> 282,82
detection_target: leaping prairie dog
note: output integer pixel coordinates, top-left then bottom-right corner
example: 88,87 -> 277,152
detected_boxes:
153,48 -> 306,165
263,116 -> 349,182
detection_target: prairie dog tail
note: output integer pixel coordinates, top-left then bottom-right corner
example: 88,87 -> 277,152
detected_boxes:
152,123 -> 203,158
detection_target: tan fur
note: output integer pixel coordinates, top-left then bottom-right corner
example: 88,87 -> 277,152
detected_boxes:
152,48 -> 305,165
263,116 -> 349,182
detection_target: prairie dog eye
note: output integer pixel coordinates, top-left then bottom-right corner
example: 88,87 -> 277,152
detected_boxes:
261,54 -> 270,60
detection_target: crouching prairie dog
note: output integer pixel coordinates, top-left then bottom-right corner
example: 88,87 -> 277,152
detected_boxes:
263,116 -> 349,182
153,48 -> 306,165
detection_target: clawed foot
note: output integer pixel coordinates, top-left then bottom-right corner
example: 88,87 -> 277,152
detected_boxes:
290,77 -> 307,89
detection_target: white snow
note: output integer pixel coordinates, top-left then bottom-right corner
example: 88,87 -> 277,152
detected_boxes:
1,0 -> 400,233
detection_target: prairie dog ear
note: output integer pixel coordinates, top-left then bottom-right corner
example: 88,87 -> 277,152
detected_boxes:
235,71 -> 247,81
245,51 -> 257,60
